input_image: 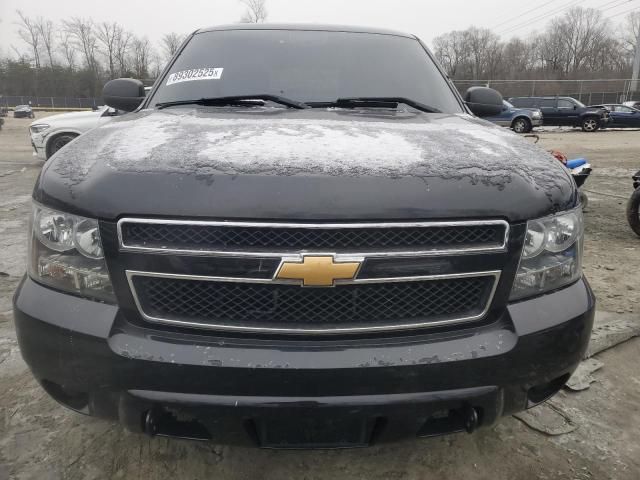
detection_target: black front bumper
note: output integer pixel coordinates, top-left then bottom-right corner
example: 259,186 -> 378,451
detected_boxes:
13,276 -> 595,447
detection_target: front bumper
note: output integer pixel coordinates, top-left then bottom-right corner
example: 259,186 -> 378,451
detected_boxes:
531,118 -> 543,127
13,276 -> 595,447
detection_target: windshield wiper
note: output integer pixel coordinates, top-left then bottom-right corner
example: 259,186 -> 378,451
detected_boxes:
307,97 -> 441,114
156,94 -> 308,110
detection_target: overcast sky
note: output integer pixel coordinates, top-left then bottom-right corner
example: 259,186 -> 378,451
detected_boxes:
0,0 -> 636,55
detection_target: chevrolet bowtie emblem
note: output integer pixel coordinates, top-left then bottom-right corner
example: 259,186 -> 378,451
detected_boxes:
275,255 -> 362,287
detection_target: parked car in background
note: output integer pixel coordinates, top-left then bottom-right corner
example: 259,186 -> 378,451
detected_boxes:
623,100 -> 640,110
14,104 -> 35,119
29,106 -> 121,160
482,100 -> 542,133
590,104 -> 640,129
508,96 -> 609,132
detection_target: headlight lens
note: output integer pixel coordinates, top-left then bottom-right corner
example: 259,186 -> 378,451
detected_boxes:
531,112 -> 541,118
30,124 -> 50,134
510,208 -> 583,301
29,203 -> 114,302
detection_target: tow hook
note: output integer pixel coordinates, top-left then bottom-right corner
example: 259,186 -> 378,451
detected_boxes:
463,404 -> 479,433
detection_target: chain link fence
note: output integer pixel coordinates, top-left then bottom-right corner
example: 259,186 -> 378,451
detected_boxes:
2,79 -> 639,110
452,79 -> 639,105
0,96 -> 100,110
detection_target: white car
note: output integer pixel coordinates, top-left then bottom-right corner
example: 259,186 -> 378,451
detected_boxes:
30,106 -> 121,160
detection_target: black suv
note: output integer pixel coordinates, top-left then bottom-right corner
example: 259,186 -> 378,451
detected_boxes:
509,96 -> 609,132
13,24 -> 594,448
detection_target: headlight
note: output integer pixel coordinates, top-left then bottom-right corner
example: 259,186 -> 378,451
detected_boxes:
510,208 -> 583,301
28,203 -> 114,302
30,124 -> 50,134
531,112 -> 541,118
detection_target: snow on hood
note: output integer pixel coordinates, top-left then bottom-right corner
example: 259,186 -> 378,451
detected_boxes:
50,108 -> 570,189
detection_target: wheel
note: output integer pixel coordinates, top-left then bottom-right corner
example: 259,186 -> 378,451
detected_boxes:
627,188 -> 640,237
512,117 -> 532,134
46,133 -> 78,159
581,117 -> 600,132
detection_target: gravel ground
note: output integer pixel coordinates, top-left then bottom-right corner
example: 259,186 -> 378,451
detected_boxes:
0,114 -> 639,479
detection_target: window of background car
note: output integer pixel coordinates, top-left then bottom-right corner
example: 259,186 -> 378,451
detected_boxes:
558,99 -> 575,109
149,29 -> 464,113
540,98 -> 556,108
511,98 -> 534,108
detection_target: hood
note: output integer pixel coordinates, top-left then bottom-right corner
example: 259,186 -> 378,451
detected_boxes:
36,108 -> 105,125
36,107 -> 576,222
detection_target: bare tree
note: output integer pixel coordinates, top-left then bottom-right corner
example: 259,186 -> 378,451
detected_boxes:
502,38 -> 534,78
130,36 -> 153,79
115,30 -> 133,76
433,31 -> 468,77
15,10 -> 41,68
534,22 -> 566,73
464,27 -> 502,79
551,7 -> 610,74
57,31 -> 76,71
96,21 -> 123,79
63,17 -> 99,73
239,0 -> 267,23
161,32 -> 185,61
35,17 -> 55,67
623,11 -> 640,59
150,50 -> 164,78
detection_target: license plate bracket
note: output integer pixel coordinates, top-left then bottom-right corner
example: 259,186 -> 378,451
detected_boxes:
256,414 -> 375,449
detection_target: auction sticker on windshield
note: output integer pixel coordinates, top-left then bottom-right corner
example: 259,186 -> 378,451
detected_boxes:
166,68 -> 224,85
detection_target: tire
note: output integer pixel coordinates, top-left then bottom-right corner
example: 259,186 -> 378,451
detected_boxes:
46,133 -> 78,159
627,188 -> 640,237
581,117 -> 600,132
512,117 -> 532,134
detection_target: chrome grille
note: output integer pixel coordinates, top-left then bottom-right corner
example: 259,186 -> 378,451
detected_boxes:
119,218 -> 508,334
118,219 -> 509,255
129,273 -> 497,333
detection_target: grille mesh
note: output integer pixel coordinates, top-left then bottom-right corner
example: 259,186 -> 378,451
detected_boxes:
120,222 -> 505,252
133,275 -> 494,330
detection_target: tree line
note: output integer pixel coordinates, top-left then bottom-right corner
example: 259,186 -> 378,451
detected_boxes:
433,7 -> 639,80
1,4 -> 638,100
0,0 -> 267,99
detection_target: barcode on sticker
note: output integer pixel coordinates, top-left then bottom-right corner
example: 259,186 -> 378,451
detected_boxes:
166,68 -> 224,85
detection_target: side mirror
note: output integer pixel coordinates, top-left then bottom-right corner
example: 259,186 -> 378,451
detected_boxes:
573,105 -> 577,110
463,87 -> 503,117
103,78 -> 145,112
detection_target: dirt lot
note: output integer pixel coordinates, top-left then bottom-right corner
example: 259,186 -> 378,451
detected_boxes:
0,113 -> 639,479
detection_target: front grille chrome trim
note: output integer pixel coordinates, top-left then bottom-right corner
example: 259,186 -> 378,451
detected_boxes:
126,269 -> 501,334
117,218 -> 510,258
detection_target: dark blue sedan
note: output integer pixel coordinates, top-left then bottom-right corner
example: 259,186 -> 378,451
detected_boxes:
482,100 -> 543,133
592,104 -> 640,128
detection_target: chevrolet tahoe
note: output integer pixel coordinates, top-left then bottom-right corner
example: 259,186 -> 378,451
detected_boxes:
13,24 -> 595,448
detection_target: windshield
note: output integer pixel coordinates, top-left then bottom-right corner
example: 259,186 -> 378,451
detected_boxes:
503,100 -> 514,108
574,99 -> 586,108
149,29 -> 463,113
